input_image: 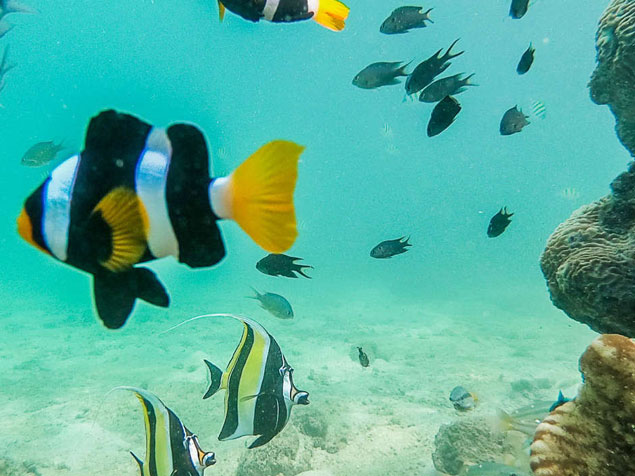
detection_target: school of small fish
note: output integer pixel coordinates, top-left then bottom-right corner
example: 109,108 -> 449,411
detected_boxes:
6,0 -> 567,473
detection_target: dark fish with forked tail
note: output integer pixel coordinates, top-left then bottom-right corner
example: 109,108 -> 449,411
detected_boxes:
419,73 -> 476,103
516,43 -> 535,74
427,95 -> 461,137
256,253 -> 313,279
370,236 -> 411,258
405,39 -> 463,95
509,0 -> 530,19
353,61 -> 410,89
380,6 -> 433,34
499,106 -> 529,135
487,207 -> 513,237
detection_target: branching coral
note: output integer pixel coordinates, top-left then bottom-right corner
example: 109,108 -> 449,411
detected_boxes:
530,334 -> 635,476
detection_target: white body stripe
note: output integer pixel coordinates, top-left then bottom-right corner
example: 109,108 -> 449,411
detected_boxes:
209,177 -> 232,220
306,0 -> 319,14
42,155 -> 80,261
263,0 -> 281,20
135,128 -> 180,259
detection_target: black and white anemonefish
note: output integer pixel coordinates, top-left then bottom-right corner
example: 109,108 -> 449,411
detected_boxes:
17,110 -> 303,329
119,386 -> 216,476
217,0 -> 350,32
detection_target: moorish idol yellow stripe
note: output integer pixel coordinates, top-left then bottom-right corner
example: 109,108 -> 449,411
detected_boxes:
117,386 -> 216,476
17,110 -> 304,330
161,313 -> 309,449
217,0 -> 350,31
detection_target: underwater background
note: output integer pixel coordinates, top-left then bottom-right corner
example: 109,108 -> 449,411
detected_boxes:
0,0 -> 627,474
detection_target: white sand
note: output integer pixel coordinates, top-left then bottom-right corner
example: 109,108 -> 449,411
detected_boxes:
0,286 -> 595,475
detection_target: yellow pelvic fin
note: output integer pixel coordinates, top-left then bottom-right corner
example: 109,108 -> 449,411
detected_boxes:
314,0 -> 350,31
218,0 -> 226,21
228,140 -> 303,253
92,187 -> 148,272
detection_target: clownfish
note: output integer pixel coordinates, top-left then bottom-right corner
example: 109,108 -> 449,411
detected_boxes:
18,110 -> 303,329
119,386 -> 217,476
217,0 -> 350,32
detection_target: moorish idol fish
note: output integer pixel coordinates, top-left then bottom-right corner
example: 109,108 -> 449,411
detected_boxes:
17,110 -> 303,329
120,386 -> 216,476
175,313 -> 309,448
216,0 -> 350,32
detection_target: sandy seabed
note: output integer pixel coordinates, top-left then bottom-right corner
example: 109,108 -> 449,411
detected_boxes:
0,287 -> 595,476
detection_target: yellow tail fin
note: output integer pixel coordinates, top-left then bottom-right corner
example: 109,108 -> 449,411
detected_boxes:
314,0 -> 350,31
92,187 -> 149,272
228,140 -> 303,253
218,0 -> 226,21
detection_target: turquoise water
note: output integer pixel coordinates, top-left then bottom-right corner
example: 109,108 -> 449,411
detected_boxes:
0,1 -> 625,475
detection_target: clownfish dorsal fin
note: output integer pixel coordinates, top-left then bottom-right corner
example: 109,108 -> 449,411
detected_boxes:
203,360 -> 224,399
218,0 -> 226,21
130,452 -> 143,474
90,187 -> 149,272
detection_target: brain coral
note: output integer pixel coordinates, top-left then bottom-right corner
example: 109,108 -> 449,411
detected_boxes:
589,0 -> 635,155
530,334 -> 635,476
540,164 -> 635,336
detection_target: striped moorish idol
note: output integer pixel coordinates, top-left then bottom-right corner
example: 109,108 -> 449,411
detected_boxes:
216,0 -> 350,32
120,387 -> 216,476
17,110 -> 303,329
201,314 -> 309,448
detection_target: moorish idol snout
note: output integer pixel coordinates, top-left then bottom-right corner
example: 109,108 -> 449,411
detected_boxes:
119,386 -> 216,476
17,110 -> 303,329
200,314 -> 309,448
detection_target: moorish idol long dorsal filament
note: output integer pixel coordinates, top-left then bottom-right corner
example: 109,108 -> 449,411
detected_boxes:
162,313 -> 309,449
17,110 -> 304,329
117,386 -> 216,476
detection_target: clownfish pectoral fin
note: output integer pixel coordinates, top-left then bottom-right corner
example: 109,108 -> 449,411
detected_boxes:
93,267 -> 170,329
89,187 -> 149,272
210,141 -> 303,254
314,0 -> 350,31
203,360 -> 224,399
130,452 -> 143,475
218,0 -> 226,21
